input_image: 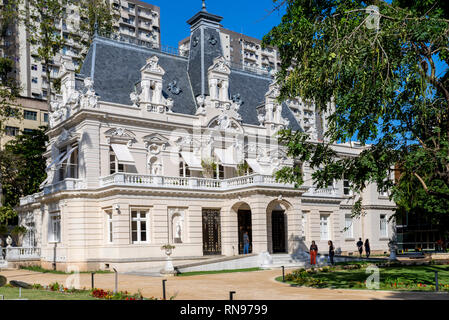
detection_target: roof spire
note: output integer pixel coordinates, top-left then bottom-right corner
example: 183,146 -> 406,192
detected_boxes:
202,0 -> 206,11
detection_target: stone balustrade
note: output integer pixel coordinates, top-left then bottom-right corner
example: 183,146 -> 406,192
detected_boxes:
1,247 -> 41,261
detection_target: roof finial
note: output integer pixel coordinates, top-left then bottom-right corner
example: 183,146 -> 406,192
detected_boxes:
202,0 -> 206,11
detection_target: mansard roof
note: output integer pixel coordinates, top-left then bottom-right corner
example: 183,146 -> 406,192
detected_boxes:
78,36 -> 302,131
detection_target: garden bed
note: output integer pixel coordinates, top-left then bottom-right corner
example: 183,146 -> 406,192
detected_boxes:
277,263 -> 449,292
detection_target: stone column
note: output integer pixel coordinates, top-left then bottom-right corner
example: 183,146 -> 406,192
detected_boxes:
249,197 -> 269,254
286,197 -> 302,255
221,204 -> 238,256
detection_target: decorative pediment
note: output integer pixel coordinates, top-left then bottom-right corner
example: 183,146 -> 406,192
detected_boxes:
208,56 -> 231,75
143,133 -> 170,154
105,127 -> 137,146
208,114 -> 243,133
141,56 -> 165,75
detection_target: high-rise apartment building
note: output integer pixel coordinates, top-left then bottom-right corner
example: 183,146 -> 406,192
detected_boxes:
179,28 -> 281,74
15,0 -> 161,100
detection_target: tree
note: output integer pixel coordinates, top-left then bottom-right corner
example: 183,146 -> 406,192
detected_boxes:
78,0 -> 116,69
262,0 -> 449,219
0,0 -> 22,136
23,0 -> 67,107
0,126 -> 48,207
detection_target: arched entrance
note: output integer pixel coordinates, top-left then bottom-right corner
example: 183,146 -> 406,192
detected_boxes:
267,200 -> 291,254
231,202 -> 253,254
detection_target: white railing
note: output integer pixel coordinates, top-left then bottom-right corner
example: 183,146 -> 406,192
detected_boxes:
99,173 -> 297,191
43,178 -> 84,195
303,187 -> 338,197
1,247 -> 41,261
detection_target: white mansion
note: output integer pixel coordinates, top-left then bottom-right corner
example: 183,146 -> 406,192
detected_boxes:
16,7 -> 396,272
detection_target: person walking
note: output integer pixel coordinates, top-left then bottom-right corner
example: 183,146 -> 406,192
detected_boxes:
243,231 -> 250,254
364,239 -> 371,258
310,241 -> 318,266
357,238 -> 363,257
328,240 -> 335,265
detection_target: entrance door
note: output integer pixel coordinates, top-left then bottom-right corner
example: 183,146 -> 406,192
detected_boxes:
272,210 -> 286,253
202,209 -> 221,255
238,210 -> 252,254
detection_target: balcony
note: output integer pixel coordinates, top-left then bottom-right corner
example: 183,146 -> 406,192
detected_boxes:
99,173 -> 297,191
43,178 -> 84,195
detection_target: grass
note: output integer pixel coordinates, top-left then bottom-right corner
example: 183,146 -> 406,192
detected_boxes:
177,267 -> 262,277
278,264 -> 449,292
0,286 -> 96,300
19,265 -> 113,274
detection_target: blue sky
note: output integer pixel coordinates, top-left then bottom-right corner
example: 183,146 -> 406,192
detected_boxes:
143,0 -> 285,48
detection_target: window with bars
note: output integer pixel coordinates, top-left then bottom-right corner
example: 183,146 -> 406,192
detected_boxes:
131,210 -> 149,243
320,214 -> 330,240
344,214 -> 353,239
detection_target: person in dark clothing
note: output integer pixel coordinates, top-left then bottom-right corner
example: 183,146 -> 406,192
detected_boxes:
310,241 -> 318,265
364,239 -> 371,258
328,240 -> 335,265
243,231 -> 250,254
357,238 -> 363,257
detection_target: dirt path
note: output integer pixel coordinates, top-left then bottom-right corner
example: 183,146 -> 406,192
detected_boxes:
1,268 -> 448,300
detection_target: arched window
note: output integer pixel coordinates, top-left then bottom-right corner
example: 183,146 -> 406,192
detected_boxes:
179,161 -> 190,177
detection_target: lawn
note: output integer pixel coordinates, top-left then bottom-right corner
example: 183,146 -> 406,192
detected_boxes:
19,265 -> 113,274
277,264 -> 449,292
177,267 -> 262,277
0,286 -> 96,300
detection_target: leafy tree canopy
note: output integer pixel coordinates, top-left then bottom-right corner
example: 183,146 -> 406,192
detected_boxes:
263,0 -> 449,219
0,127 -> 48,208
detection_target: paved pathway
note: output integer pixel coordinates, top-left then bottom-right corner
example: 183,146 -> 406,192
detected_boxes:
1,268 -> 448,300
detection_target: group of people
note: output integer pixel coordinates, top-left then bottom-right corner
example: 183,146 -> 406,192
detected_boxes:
356,238 -> 371,258
308,238 -> 371,266
309,240 -> 336,265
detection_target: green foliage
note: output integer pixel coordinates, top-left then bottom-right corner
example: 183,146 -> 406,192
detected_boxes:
0,127 -> 48,207
263,0 -> 449,222
23,0 -> 67,105
236,161 -> 250,176
0,205 -> 17,225
201,158 -> 217,178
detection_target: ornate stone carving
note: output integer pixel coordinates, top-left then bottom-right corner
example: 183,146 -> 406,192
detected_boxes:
192,36 -> 199,47
209,34 -> 217,45
130,91 -> 140,108
167,80 -> 182,95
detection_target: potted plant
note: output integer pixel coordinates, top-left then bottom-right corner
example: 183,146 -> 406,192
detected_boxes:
161,244 -> 176,256
201,158 -> 217,178
11,225 -> 27,247
236,161 -> 250,176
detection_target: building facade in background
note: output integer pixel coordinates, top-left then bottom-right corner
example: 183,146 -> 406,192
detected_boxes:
12,0 -> 161,101
0,96 -> 48,149
16,6 -> 396,272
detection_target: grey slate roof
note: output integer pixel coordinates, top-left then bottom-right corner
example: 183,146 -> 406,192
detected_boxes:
78,35 -> 302,131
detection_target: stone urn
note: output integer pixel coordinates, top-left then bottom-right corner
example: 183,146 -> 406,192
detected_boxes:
388,240 -> 398,260
160,245 -> 176,276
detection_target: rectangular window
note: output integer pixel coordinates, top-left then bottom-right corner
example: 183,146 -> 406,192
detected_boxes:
343,174 -> 352,195
109,150 -> 125,174
5,126 -> 19,136
58,144 -> 79,181
344,214 -> 353,239
24,110 -> 37,120
131,210 -> 149,243
49,214 -> 61,243
44,113 -> 49,123
320,214 -> 330,241
107,213 -> 113,243
23,128 -> 35,134
380,214 -> 388,238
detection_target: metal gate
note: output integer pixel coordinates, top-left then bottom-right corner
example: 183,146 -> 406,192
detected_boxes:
238,210 -> 252,254
272,210 -> 286,253
202,209 -> 222,255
